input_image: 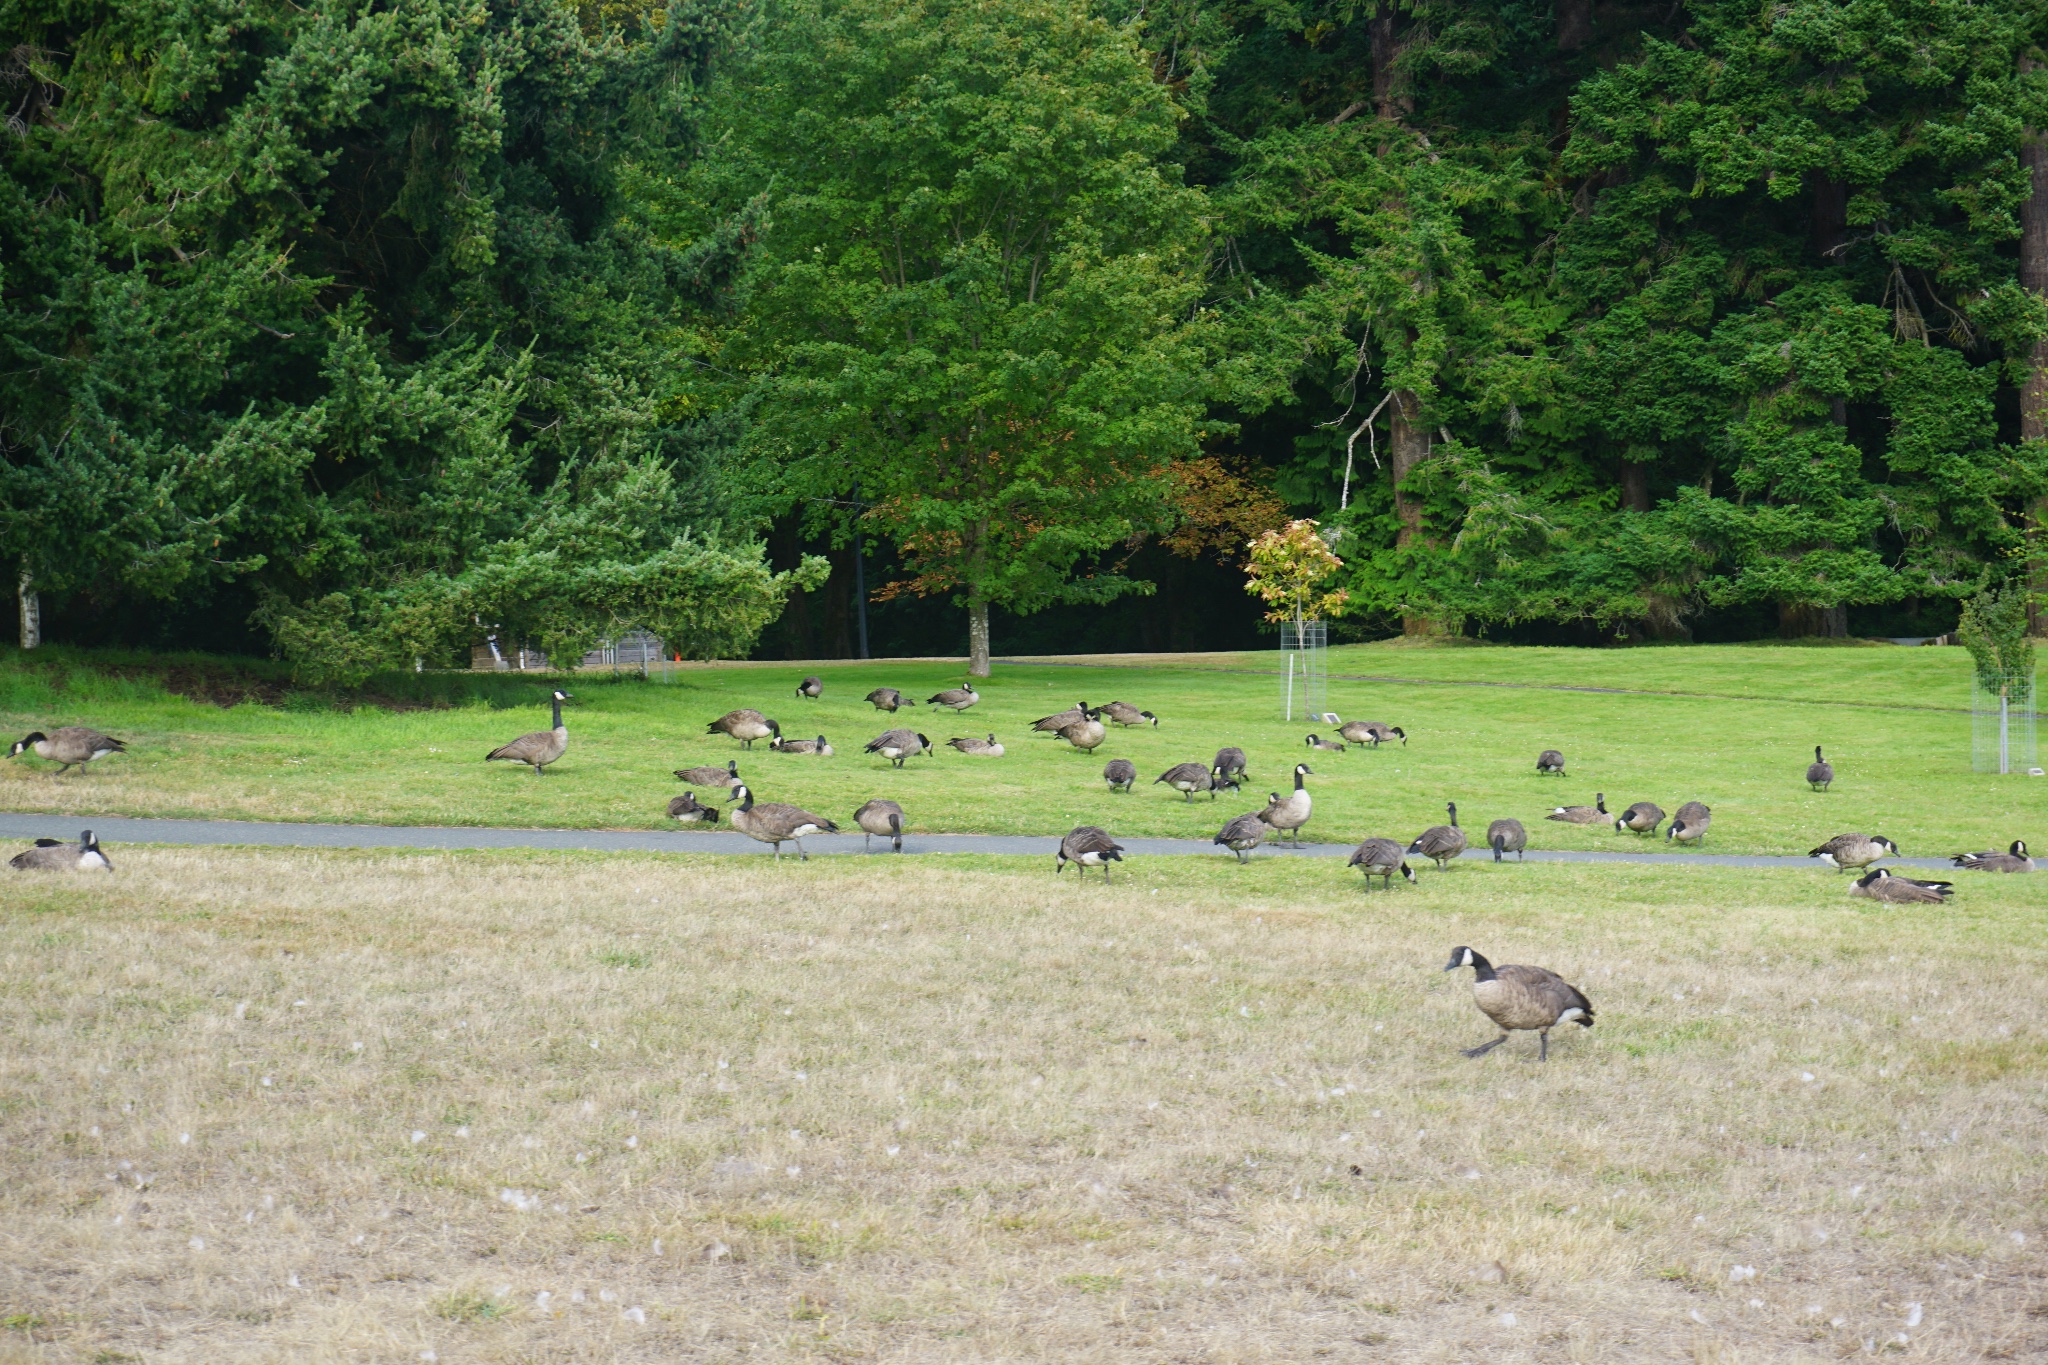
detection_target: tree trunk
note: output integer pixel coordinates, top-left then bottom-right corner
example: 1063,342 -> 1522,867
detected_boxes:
2022,124 -> 2048,632
1779,603 -> 1847,639
1621,459 -> 1650,513
1369,3 -> 1410,122
17,570 -> 38,650
1810,174 -> 1848,262
967,596 -> 991,677
1389,390 -> 1437,635
1555,0 -> 1591,52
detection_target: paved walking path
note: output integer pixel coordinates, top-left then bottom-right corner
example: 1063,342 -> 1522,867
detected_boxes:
0,812 -> 1959,870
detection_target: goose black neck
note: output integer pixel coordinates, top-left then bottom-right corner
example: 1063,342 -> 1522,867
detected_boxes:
1467,950 -> 1495,980
736,789 -> 755,812
1447,802 -> 1458,827
551,696 -> 564,728
1294,769 -> 1306,791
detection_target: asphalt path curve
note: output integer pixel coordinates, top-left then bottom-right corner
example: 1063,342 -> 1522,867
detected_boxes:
0,812 -> 1961,871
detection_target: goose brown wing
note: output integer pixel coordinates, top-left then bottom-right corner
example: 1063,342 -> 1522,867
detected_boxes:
1497,964 -> 1593,1023
1216,812 -> 1267,844
487,730 -> 551,761
1063,826 -> 1122,857
1348,837 -> 1402,868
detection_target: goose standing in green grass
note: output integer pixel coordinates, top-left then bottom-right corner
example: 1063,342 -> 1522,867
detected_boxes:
1408,802 -> 1466,868
864,729 -> 931,767
1809,832 -> 1896,872
1535,749 -> 1565,775
1352,721 -> 1406,747
1613,801 -> 1663,836
1952,839 -> 2033,873
1258,763 -> 1314,846
726,784 -> 835,860
854,798 -> 905,853
1156,762 -> 1226,802
1806,745 -> 1834,791
666,792 -> 720,825
1214,809 -> 1270,863
1667,801 -> 1710,845
1486,817 -> 1525,862
1058,713 -> 1106,752
1056,826 -> 1124,881
675,760 -> 741,788
9,829 -> 112,872
1444,946 -> 1594,1062
9,727 -> 127,775
1211,747 -> 1249,786
1348,837 -> 1414,890
865,687 -> 915,712
1032,700 -> 1090,735
485,691 -> 570,775
1103,758 -> 1137,793
927,683 -> 980,711
796,676 -> 824,700
707,708 -> 779,749
1100,701 -> 1157,727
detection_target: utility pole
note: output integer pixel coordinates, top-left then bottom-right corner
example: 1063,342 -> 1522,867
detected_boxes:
851,480 -> 870,659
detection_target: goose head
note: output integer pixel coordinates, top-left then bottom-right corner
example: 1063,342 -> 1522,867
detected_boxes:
1443,946 -> 1481,972
1295,763 -> 1313,779
726,783 -> 751,805
552,690 -> 572,702
1446,801 -> 1458,826
917,733 -> 932,753
9,732 -> 45,757
2013,839 -> 2030,856
1873,835 -> 1898,853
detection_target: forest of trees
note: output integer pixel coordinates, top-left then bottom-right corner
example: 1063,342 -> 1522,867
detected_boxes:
6,0 -> 2048,678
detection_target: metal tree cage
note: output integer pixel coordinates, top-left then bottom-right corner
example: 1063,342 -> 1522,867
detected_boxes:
1971,668 -> 2038,775
1281,618 -> 1328,723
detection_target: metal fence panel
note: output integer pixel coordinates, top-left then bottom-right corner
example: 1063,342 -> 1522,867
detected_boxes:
1971,669 -> 2038,774
1280,619 -> 1327,723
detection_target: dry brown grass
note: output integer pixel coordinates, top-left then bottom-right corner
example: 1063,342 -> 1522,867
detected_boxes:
2,850 -> 2044,1363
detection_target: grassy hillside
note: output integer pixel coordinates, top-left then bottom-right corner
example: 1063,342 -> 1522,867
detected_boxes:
0,642 -> 2033,858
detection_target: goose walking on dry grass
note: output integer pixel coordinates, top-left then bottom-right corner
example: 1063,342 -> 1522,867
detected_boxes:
1259,763 -> 1314,847
1156,762 -> 1227,802
1056,826 -> 1124,881
1058,714 -> 1106,752
1032,701 -> 1090,735
854,798 -> 905,853
1952,839 -> 2033,873
1809,832 -> 1896,872
1103,758 -> 1137,793
9,829 -> 112,872
1850,868 -> 1953,904
9,727 -> 127,775
675,759 -> 741,788
707,708 -> 779,749
1486,817 -> 1526,863
865,729 -> 931,768
1408,802 -> 1466,869
796,676 -> 824,700
1535,749 -> 1565,776
666,792 -> 720,825
1100,701 -> 1158,727
1547,794 -> 1606,825
1211,748 -> 1249,786
1348,837 -> 1414,891
1214,810 -> 1270,863
927,683 -> 980,711
486,691 -> 571,775
1444,947 -> 1594,1062
1806,746 -> 1834,791
1667,800 -> 1711,845
726,784 -> 836,860
948,734 -> 1005,756
1613,801 -> 1663,836
865,688 -> 915,712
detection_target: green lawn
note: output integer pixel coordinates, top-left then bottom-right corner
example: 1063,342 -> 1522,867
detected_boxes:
0,642 -> 2036,858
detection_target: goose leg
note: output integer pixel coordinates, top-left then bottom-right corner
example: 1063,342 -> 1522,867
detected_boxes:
864,834 -> 872,854
796,839 -> 807,862
1539,1030 -> 1551,1062
1462,1034 -> 1509,1059
1103,864 -> 1112,883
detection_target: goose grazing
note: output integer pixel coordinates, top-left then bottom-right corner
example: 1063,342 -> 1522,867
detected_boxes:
9,727 -> 127,775
1667,800 -> 1711,845
726,784 -> 836,860
796,675 -> 824,700
948,734 -> 1005,756
1058,714 -> 1106,752
1348,837 -> 1415,891
771,734 -> 832,756
1214,810 -> 1270,863
1306,733 -> 1345,753
1348,721 -> 1406,748
9,829 -> 112,872
1032,700 -> 1091,735
865,687 -> 915,712
1156,762 -> 1225,802
1486,817 -> 1526,863
1613,801 -> 1663,836
854,798 -> 905,853
1808,832 -> 1896,872
1952,839 -> 2034,873
864,729 -> 932,768
674,759 -> 741,788
1056,825 -> 1124,881
1850,868 -> 1953,904
485,691 -> 572,775
1103,758 -> 1137,793
927,683 -> 980,711
1535,749 -> 1566,776
1211,747 -> 1249,785
1258,763 -> 1315,847
1806,745 -> 1834,791
666,792 -> 721,825
1444,946 -> 1594,1062
1546,794 -> 1607,825
1100,701 -> 1158,727
1407,801 -> 1466,869
707,708 -> 780,749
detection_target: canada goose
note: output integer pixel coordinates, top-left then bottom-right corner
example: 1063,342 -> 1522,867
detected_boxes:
1546,794 -> 1607,824
1350,721 -> 1406,747
1306,733 -> 1345,753
1056,825 -> 1125,881
1100,701 -> 1158,727
1850,868 -> 1953,904
1806,745 -> 1834,791
771,734 -> 833,756
864,729 -> 932,767
8,727 -> 127,775
1487,817 -> 1526,863
865,687 -> 915,712
1259,763 -> 1315,847
1211,747 -> 1250,785
927,683 -> 980,711
1103,758 -> 1137,792
1535,749 -> 1566,776
725,784 -> 836,860
1952,839 -> 2034,873
1156,762 -> 1227,802
796,676 -> 823,700
675,759 -> 741,788
1444,946 -> 1595,1062
707,708 -> 780,749
1348,837 -> 1415,890
1214,810 -> 1270,863
666,792 -> 721,824
948,734 -> 1005,756
1058,715 -> 1106,751
1613,801 -> 1663,835
1407,801 -> 1466,868
1032,701 -> 1091,735
1808,832 -> 1897,872
9,829 -> 111,872
486,691 -> 571,774
1666,800 -> 1711,844
854,798 -> 905,853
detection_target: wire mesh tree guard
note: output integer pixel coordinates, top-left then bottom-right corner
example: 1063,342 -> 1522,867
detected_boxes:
1281,618 -> 1327,723
1971,669 -> 2037,775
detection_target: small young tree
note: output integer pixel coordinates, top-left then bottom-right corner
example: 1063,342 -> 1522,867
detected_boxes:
1245,520 -> 1349,632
